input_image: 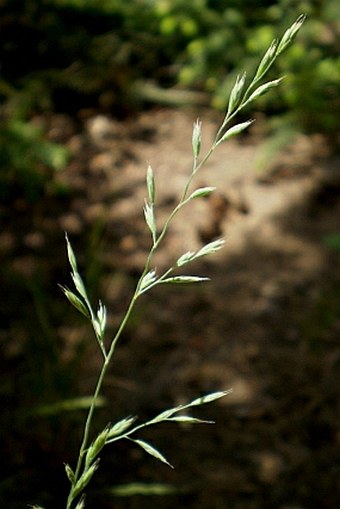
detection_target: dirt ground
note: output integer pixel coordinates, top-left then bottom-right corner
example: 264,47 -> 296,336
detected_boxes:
1,108 -> 340,509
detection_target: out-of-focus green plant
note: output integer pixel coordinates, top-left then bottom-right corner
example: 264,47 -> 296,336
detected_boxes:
277,15 -> 340,140
0,0 -> 161,114
3,1 -> 336,203
0,118 -> 69,203
323,233 -> 340,251
159,0 -> 339,142
1,1 -> 338,141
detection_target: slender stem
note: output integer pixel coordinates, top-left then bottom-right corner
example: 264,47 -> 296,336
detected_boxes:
66,365 -> 107,509
67,254 -> 153,509
66,292 -> 139,509
106,293 -> 139,361
152,143 -> 217,255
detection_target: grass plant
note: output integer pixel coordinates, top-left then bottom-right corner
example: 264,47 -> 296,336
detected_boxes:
32,15 -> 305,509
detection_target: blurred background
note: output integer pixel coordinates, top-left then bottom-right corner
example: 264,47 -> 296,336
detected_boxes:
0,1 -> 339,508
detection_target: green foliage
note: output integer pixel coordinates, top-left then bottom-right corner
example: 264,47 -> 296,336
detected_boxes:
0,0 -> 338,140
0,0 -> 161,114
166,0 -> 339,139
0,118 -> 69,203
271,4 -> 340,139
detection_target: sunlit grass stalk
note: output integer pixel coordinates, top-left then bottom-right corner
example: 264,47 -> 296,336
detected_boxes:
34,16 -> 305,509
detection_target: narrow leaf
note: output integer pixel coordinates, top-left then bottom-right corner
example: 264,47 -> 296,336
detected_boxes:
73,461 -> 99,499
188,186 -> 215,200
93,319 -> 101,341
146,164 -> 155,203
94,301 -> 107,340
254,39 -> 278,81
166,416 -> 214,424
149,407 -> 181,424
161,276 -> 209,284
176,239 -> 224,268
143,201 -> 157,240
277,14 -> 306,55
189,390 -> 232,407
176,250 -> 196,267
107,416 -> 137,439
65,233 -> 78,274
97,301 -> 107,330
227,72 -> 247,115
35,396 -> 106,416
246,78 -> 283,104
85,428 -> 109,468
192,119 -> 202,158
195,238 -> 225,258
71,272 -> 88,302
60,286 -> 90,319
110,482 -> 179,496
139,270 -> 157,292
219,120 -> 254,143
64,463 -> 76,484
132,439 -> 174,468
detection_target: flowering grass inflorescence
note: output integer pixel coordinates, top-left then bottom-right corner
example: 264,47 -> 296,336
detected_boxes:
32,15 -> 305,509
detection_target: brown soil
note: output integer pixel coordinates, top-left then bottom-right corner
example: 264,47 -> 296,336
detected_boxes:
1,108 -> 340,509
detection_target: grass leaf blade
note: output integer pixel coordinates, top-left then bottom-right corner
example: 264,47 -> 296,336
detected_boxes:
60,286 -> 91,319
131,439 -> 174,469
107,416 -> 137,439
146,164 -> 155,203
219,120 -> 254,143
161,276 -> 209,284
188,186 -> 215,200
166,416 -> 214,424
188,390 -> 232,407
